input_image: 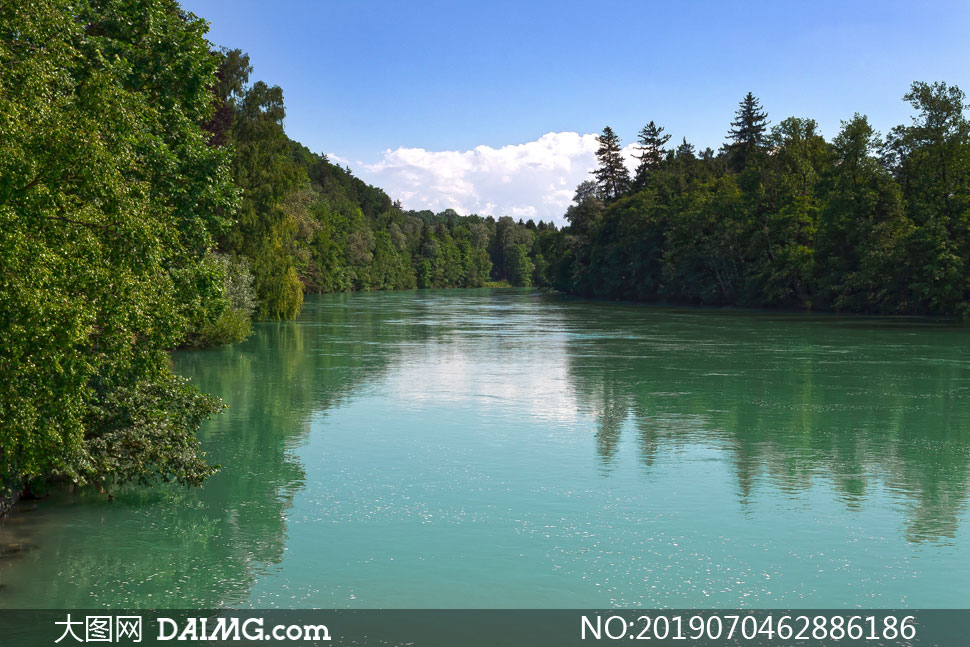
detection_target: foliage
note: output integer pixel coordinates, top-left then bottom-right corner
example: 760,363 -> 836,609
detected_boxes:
185,253 -> 257,348
0,0 -> 235,487
540,85 -> 970,317
203,49 -> 548,304
725,91 -> 770,170
82,376 -> 222,488
1,1 -> 556,496
633,121 -> 671,190
9,0 -> 968,506
593,126 -> 631,200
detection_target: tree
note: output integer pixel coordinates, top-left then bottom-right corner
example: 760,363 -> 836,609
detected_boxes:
220,75 -> 305,319
204,48 -> 252,146
725,92 -> 770,169
565,181 -> 605,234
573,179 -> 602,204
676,137 -> 696,159
748,117 -> 830,307
884,81 -> 970,314
593,126 -> 631,200
542,81 -> 970,317
633,121 -> 671,189
506,244 -> 535,287
489,216 -> 536,285
815,114 -> 910,312
0,0 -> 236,489
886,81 -> 970,227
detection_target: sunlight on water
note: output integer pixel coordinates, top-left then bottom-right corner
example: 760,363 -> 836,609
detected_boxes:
1,289 -> 969,608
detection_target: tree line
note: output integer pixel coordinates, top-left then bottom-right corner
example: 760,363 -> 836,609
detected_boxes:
0,0 -> 552,496
536,85 -> 970,316
3,0 -> 966,498
204,48 -> 552,324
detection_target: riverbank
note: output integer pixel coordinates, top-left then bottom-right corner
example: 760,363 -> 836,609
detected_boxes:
0,485 -> 21,518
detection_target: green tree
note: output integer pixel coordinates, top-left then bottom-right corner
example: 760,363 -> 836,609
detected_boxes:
815,114 -> 911,311
884,82 -> 970,314
564,181 -> 606,235
632,121 -> 671,189
0,0 -> 236,489
725,92 -> 770,170
662,176 -> 747,304
593,126 -> 631,200
745,117 -> 829,307
220,76 -> 306,319
506,244 -> 535,287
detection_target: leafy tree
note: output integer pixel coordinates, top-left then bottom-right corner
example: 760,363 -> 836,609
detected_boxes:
490,216 -> 537,285
0,0 -> 236,489
816,114 -> 910,311
746,117 -> 829,306
884,82 -> 970,314
506,244 -> 535,287
220,75 -> 305,319
662,175 -> 747,304
564,181 -> 606,235
886,82 -> 970,226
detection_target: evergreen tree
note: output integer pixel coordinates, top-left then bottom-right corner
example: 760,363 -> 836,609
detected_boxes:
725,92 -> 770,169
676,137 -> 696,159
593,126 -> 631,200
633,121 -> 671,189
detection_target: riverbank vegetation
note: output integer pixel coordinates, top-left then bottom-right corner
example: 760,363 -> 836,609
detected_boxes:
2,0 -> 968,498
539,85 -> 970,317
0,0 -> 546,497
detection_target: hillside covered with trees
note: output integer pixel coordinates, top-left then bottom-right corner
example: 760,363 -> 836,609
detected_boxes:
2,0 -> 968,501
204,50 -> 550,324
539,85 -> 970,317
0,0 -> 549,497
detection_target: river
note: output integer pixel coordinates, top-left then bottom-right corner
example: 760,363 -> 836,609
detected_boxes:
1,289 -> 969,608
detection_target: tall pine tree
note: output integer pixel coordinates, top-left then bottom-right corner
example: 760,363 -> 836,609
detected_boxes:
593,126 -> 631,200
633,121 -> 671,189
725,92 -> 769,169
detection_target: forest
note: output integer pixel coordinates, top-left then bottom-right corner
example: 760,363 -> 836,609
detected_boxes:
0,0 -> 546,497
544,87 -> 970,315
2,0 -> 968,497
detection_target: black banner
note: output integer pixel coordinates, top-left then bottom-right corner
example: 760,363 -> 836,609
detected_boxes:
0,609 -> 967,647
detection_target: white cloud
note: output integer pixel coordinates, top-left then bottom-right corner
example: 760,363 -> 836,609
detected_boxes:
337,132 -> 640,225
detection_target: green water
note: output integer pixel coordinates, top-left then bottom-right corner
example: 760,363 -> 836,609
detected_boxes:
2,289 -> 969,609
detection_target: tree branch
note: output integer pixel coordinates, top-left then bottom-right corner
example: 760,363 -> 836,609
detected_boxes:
18,173 -> 46,193
45,214 -> 107,230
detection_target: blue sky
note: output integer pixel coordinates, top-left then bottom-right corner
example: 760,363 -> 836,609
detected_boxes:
183,0 -> 970,222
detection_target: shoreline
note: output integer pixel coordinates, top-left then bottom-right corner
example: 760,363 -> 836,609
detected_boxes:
0,488 -> 21,519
